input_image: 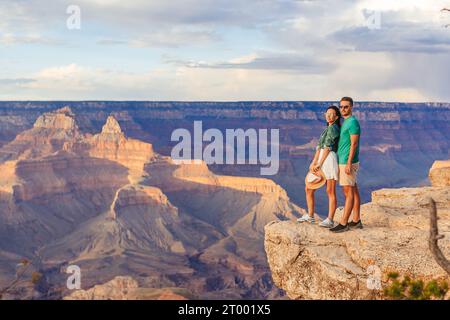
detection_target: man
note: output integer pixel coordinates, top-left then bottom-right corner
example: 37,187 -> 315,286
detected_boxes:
330,97 -> 362,233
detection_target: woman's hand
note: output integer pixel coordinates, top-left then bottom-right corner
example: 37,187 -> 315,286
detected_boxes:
309,163 -> 317,172
312,164 -> 321,173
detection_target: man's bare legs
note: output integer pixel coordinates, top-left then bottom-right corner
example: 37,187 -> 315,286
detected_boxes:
326,180 -> 337,220
352,184 -> 361,223
305,186 -> 315,217
340,185 -> 354,225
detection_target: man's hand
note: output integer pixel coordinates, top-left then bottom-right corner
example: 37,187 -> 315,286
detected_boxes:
345,163 -> 352,175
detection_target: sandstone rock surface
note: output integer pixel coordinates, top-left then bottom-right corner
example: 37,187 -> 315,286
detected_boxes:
265,186 -> 450,299
0,108 -> 301,299
429,160 -> 450,187
64,276 -> 190,300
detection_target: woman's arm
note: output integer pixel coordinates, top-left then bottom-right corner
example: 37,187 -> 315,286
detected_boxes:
309,148 -> 320,171
312,147 -> 330,172
318,148 -> 330,167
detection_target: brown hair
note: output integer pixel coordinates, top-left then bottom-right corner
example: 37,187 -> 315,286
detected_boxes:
326,105 -> 341,128
340,97 -> 354,107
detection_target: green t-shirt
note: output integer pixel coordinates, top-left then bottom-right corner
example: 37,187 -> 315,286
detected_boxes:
337,116 -> 360,164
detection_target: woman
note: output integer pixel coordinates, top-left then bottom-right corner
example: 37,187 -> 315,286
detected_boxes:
297,105 -> 341,228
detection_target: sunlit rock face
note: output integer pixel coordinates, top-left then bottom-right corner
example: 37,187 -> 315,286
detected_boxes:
0,102 -> 448,299
429,160 -> 450,187
64,276 -> 191,300
0,107 -> 302,300
0,101 -> 449,213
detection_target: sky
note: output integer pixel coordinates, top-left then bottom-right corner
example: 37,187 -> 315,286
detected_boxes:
0,0 -> 450,102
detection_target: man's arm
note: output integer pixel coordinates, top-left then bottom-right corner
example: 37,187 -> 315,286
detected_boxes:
345,134 -> 359,174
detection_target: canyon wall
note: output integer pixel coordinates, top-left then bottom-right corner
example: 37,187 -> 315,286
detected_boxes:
0,107 -> 302,299
0,102 -> 449,299
1,101 -> 448,215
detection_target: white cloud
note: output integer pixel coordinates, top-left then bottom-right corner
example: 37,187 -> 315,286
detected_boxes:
0,0 -> 304,47
358,0 -> 447,12
164,51 -> 336,72
0,63 -> 334,101
0,64 -> 185,100
0,33 -> 64,46
365,88 -> 428,102
98,27 -> 220,48
2,53 -> 449,102
0,78 -> 35,85
1,0 -> 450,101
331,11 -> 450,53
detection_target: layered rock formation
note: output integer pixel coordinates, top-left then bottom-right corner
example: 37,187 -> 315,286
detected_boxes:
0,101 -> 449,215
429,160 -> 450,187
0,107 -> 82,161
84,116 -> 154,179
1,103 -> 448,300
265,180 -> 450,299
0,107 -> 301,299
64,276 -> 191,300
33,106 -> 77,130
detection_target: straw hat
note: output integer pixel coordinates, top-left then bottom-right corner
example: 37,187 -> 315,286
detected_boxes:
305,169 -> 327,190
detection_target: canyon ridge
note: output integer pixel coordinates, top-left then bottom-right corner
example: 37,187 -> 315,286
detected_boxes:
0,101 -> 448,299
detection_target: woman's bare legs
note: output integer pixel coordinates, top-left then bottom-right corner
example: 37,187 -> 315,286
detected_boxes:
305,186 -> 315,217
326,179 -> 337,220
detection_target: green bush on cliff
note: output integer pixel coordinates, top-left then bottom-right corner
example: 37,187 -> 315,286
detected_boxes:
384,272 -> 448,300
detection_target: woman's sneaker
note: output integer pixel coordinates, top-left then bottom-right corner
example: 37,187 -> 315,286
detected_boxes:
319,218 -> 334,228
297,214 -> 315,224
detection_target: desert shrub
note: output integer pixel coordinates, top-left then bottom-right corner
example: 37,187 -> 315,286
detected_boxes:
384,273 -> 448,300
31,272 -> 43,285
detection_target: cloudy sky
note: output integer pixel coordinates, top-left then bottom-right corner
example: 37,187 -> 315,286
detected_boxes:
1,0 -> 450,101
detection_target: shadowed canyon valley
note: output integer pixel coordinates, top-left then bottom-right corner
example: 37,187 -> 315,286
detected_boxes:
0,101 -> 449,299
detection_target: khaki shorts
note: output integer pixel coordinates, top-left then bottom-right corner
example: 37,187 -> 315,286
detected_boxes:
339,162 -> 359,186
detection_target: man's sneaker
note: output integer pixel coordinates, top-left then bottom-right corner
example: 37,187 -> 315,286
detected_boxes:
329,223 -> 349,233
348,220 -> 363,229
319,218 -> 334,228
297,214 -> 315,224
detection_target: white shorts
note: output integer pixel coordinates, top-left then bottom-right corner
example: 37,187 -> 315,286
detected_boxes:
318,149 -> 339,181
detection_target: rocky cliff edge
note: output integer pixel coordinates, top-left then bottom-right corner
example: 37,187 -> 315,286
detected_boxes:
264,161 -> 450,299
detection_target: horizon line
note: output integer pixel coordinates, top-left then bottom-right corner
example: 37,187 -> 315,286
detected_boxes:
0,100 -> 449,104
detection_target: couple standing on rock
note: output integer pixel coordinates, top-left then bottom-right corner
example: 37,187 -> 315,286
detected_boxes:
297,97 -> 362,233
